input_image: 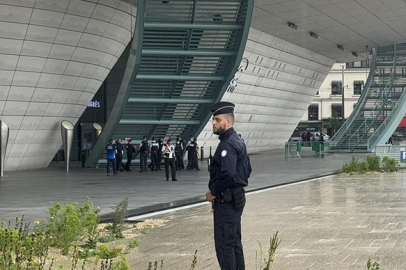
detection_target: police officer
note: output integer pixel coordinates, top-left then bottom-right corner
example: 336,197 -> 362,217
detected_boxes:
193,137 -> 201,170
115,138 -> 124,172
150,137 -> 160,171
205,101 -> 251,270
139,136 -> 149,173
174,135 -> 184,170
162,139 -> 177,181
179,136 -> 186,170
186,135 -> 195,170
125,139 -> 136,171
157,137 -> 165,170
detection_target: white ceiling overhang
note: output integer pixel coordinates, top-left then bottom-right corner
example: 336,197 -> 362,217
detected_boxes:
252,0 -> 406,62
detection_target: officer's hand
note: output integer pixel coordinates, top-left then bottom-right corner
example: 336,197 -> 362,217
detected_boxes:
205,191 -> 216,202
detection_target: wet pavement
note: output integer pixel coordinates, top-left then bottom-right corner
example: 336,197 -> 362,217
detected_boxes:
0,149 -> 354,223
128,172 -> 406,270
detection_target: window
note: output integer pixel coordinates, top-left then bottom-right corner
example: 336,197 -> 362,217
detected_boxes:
331,80 -> 342,95
346,60 -> 370,68
353,80 -> 364,95
308,104 -> 319,120
331,104 -> 342,118
353,61 -> 362,68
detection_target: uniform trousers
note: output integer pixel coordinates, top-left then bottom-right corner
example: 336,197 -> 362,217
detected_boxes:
125,154 -> 133,170
157,152 -> 162,170
164,158 -> 176,180
151,151 -> 159,170
213,200 -> 245,270
139,152 -> 148,171
116,155 -> 122,172
175,151 -> 183,170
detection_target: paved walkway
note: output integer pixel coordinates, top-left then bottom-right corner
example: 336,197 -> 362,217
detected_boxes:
128,173 -> 406,270
0,149 -> 356,223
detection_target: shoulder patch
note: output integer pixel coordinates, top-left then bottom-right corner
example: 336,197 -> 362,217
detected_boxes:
221,150 -> 227,157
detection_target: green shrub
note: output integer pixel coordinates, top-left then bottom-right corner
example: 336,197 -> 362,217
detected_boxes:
0,218 -> 51,270
128,239 -> 139,249
366,155 -> 380,171
367,258 -> 380,270
381,156 -> 398,172
111,198 -> 129,238
46,199 -> 100,255
98,235 -> 116,243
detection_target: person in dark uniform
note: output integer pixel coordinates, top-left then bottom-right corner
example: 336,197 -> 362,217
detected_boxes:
125,139 -> 136,171
105,139 -> 117,176
139,136 -> 149,173
193,137 -> 201,170
179,136 -> 186,170
205,101 -> 251,270
174,135 -> 184,170
162,139 -> 176,181
115,138 -> 124,172
157,137 -> 165,170
150,137 -> 160,171
186,135 -> 195,170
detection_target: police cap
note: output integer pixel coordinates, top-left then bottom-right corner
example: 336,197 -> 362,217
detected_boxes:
210,101 -> 235,116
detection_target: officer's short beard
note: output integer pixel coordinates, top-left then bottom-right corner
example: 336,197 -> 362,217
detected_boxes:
213,126 -> 225,135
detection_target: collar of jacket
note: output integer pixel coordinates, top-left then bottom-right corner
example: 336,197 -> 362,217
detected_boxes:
218,127 -> 235,141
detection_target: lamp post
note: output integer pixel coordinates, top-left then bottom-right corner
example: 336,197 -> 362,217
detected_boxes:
341,65 -> 345,125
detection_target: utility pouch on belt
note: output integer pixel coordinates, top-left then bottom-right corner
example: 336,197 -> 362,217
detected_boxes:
232,188 -> 246,210
222,189 -> 233,203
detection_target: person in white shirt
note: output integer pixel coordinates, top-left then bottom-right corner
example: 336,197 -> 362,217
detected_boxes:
162,139 -> 177,181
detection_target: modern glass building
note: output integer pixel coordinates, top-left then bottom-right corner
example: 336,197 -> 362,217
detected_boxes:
1,0 -> 405,170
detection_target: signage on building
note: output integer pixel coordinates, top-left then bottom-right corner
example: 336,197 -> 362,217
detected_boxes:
400,148 -> 406,162
226,58 -> 249,93
87,100 -> 100,108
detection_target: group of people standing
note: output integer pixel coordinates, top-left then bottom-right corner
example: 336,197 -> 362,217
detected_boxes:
104,135 -> 201,181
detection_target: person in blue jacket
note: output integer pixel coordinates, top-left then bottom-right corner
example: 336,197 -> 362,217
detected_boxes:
105,139 -> 117,176
205,101 -> 251,270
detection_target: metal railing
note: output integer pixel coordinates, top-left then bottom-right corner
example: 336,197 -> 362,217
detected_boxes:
285,141 -> 336,159
375,144 -> 405,168
367,85 -> 406,150
348,66 -> 395,149
331,48 -> 378,143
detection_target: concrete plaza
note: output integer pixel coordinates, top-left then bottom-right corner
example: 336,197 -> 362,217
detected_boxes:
129,172 -> 406,270
3,149 -> 403,269
0,149 -> 350,223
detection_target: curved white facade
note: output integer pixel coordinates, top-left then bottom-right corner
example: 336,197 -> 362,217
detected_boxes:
0,0 -> 135,170
198,28 -> 335,153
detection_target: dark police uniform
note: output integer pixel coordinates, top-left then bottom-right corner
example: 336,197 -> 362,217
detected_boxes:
150,138 -> 160,171
157,137 -> 164,170
174,137 -> 184,170
193,139 -> 200,170
186,138 -> 196,170
208,102 -> 251,270
139,138 -> 149,172
115,140 -> 124,172
125,140 -> 136,171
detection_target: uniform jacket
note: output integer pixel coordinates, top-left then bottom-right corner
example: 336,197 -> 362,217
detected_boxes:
209,127 -> 250,197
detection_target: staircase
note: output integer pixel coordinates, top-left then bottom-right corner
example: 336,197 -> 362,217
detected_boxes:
331,44 -> 406,151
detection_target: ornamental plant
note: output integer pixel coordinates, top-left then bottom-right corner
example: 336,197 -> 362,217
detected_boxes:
45,199 -> 100,255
